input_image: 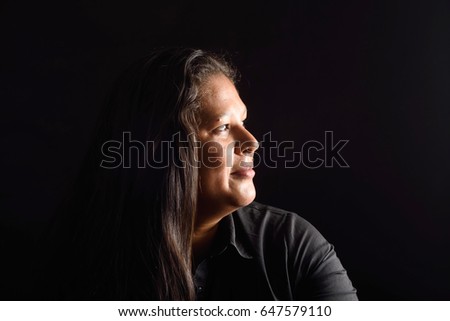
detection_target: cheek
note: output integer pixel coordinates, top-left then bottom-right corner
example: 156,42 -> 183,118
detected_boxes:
201,141 -> 224,168
198,139 -> 237,195
200,141 -> 234,172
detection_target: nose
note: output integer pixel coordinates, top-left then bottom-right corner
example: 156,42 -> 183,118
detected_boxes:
234,127 -> 259,156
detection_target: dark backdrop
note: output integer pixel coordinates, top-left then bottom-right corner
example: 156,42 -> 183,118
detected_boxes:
1,0 -> 449,300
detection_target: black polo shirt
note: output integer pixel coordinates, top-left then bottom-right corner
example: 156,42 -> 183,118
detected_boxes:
193,202 -> 358,300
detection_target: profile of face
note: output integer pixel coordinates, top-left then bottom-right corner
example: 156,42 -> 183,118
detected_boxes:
196,73 -> 259,219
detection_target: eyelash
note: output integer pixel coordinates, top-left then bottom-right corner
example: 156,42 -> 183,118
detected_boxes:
214,124 -> 230,133
213,121 -> 246,134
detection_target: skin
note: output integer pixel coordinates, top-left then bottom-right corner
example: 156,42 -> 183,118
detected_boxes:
192,73 -> 259,264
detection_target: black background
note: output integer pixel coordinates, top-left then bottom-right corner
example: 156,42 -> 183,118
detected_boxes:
1,0 -> 449,300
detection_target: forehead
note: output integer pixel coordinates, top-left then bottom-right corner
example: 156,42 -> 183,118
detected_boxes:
198,74 -> 247,121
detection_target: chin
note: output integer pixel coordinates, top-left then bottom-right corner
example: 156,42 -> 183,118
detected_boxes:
230,186 -> 256,208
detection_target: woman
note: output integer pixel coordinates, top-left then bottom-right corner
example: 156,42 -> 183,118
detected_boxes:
48,47 -> 357,300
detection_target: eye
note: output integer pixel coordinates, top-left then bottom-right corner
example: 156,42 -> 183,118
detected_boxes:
213,124 -> 230,134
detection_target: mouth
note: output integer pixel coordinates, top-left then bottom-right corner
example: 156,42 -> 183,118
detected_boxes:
231,164 -> 255,179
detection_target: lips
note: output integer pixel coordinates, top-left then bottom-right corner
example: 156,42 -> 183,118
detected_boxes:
231,165 -> 255,178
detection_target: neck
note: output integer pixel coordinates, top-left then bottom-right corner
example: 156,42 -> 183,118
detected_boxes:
192,221 -> 219,268
192,203 -> 236,268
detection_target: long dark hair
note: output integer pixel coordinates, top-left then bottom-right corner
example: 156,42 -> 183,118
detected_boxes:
49,48 -> 236,300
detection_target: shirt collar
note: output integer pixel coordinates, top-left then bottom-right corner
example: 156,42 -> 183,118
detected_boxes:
215,212 -> 254,260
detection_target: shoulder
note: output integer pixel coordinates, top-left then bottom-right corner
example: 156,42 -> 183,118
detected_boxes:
233,202 -> 358,300
233,201 -> 336,278
234,201 -> 322,241
232,201 -> 328,264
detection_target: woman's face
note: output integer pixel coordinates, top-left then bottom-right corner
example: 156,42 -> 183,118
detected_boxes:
196,73 -> 259,219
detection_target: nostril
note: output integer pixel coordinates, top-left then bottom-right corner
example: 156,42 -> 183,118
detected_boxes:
240,141 -> 259,155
